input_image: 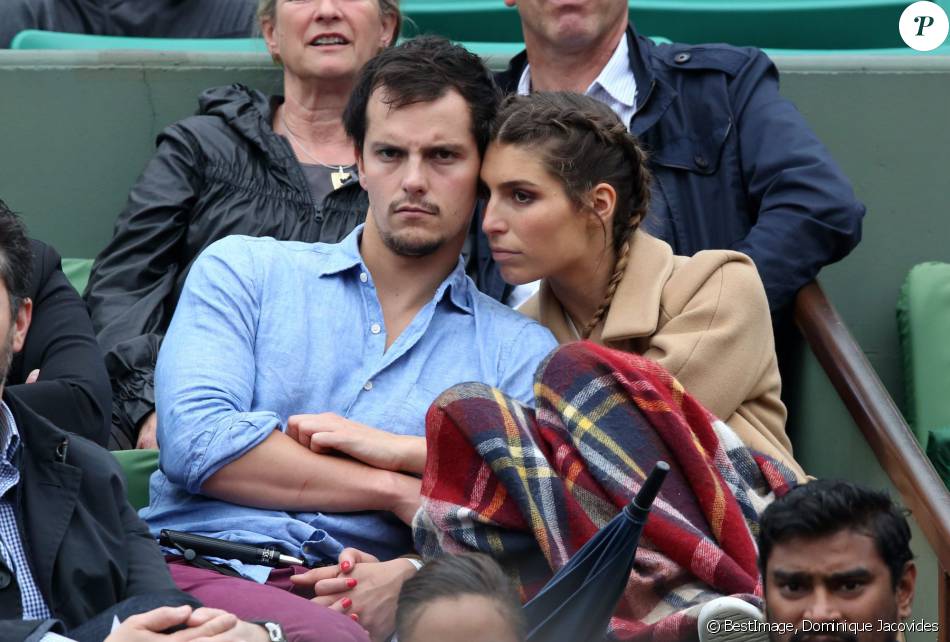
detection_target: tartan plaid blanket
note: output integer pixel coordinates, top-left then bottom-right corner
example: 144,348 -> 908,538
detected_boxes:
413,341 -> 799,641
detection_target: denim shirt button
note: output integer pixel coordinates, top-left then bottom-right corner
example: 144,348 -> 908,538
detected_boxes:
363,381 -> 373,391
359,272 -> 368,283
370,323 -> 382,334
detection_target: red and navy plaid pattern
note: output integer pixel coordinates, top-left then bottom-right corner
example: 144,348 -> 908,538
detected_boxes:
414,342 -> 798,641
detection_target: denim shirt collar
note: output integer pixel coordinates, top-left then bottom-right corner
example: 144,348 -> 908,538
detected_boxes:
314,225 -> 474,315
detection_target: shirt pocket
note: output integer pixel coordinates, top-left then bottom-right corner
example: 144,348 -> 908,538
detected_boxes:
649,117 -> 733,176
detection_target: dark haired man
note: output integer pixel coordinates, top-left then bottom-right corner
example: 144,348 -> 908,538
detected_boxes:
702,480 -> 917,642
759,480 -> 916,642
0,208 -> 271,642
482,0 -> 865,314
140,36 -> 556,642
0,199 -> 111,447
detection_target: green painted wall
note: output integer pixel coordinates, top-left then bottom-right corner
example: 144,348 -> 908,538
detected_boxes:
0,51 -> 281,259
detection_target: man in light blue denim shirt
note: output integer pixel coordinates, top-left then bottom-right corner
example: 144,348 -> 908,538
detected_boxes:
142,37 -> 557,642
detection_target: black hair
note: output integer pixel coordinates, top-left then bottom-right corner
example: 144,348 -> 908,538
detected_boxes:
758,479 -> 913,589
396,553 -> 526,641
343,36 -> 501,158
0,199 -> 33,316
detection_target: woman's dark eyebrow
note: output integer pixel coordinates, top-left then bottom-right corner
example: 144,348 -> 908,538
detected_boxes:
494,179 -> 540,190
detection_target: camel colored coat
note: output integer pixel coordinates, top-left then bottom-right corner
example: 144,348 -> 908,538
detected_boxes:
521,230 -> 806,481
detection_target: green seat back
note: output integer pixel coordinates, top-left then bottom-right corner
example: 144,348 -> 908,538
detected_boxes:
10,30 -> 267,52
61,258 -> 93,294
897,262 -> 950,490
112,449 -> 159,510
400,0 -> 941,48
927,427 -> 950,491
897,262 -> 950,445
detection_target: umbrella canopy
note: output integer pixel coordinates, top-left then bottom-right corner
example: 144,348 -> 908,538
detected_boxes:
524,461 -> 670,642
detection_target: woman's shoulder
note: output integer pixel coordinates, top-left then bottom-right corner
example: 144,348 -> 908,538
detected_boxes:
672,247 -> 756,276
665,248 -> 765,307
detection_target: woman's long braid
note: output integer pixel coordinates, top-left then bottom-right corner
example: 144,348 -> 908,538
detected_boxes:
492,93 -> 653,339
580,215 -> 635,338
579,119 -> 652,339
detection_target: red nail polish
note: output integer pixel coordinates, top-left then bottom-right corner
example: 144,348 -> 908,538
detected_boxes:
342,598 -> 352,609
350,613 -> 359,622
346,578 -> 357,588
341,561 -> 351,572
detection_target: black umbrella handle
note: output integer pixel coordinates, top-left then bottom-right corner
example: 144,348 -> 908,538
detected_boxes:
629,461 -> 670,516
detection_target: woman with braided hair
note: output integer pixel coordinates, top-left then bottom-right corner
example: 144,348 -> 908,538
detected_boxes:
406,92 -> 809,638
480,92 -> 803,479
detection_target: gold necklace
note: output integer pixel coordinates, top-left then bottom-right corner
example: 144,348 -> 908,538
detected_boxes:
279,111 -> 353,190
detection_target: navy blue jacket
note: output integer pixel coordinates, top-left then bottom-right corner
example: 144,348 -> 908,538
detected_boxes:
491,25 -> 865,313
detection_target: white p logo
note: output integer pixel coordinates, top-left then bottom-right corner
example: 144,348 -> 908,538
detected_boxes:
900,1 -> 949,51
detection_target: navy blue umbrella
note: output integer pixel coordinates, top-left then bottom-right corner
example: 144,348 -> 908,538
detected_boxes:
524,461 -> 670,642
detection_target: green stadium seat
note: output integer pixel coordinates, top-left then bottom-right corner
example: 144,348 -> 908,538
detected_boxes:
897,262 -> 950,489
61,258 -> 93,294
401,0 -> 946,49
10,30 -> 267,52
112,449 -> 159,510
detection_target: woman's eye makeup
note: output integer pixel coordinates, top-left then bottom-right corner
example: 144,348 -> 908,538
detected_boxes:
512,189 -> 535,204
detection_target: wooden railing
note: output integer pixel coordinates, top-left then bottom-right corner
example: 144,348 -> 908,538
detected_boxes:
795,281 -> 950,638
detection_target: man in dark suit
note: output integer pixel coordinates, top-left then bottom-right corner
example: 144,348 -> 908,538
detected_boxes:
0,209 -> 270,641
5,234 -> 112,447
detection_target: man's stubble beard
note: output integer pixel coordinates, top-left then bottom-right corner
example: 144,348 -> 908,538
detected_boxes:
379,229 -> 445,258
380,199 -> 446,258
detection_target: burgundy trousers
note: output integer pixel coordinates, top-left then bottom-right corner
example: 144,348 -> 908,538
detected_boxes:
167,559 -> 370,642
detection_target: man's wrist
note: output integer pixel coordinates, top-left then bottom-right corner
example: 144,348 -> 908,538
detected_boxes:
394,435 -> 426,474
393,434 -> 416,472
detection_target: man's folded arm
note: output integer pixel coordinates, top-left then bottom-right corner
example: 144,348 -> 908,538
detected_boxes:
201,430 -> 420,518
155,237 -> 419,516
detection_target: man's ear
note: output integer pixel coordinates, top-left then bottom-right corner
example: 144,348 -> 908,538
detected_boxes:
588,182 -> 617,231
12,298 -> 32,353
895,561 -> 917,620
